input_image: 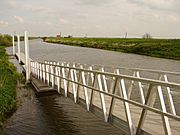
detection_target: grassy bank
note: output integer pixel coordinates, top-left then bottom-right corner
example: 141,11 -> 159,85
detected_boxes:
44,37 -> 180,60
0,34 -> 18,125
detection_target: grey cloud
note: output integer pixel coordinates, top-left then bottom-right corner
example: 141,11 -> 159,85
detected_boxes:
127,0 -> 180,14
28,6 -> 50,13
76,13 -> 89,19
14,16 -> 24,23
7,0 -> 52,14
76,0 -> 115,6
7,0 -> 17,7
1,0 -> 180,37
0,20 -> 9,26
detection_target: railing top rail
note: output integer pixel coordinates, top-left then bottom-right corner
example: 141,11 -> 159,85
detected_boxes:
32,61 -> 180,89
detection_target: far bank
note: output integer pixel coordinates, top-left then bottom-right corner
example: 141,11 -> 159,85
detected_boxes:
44,37 -> 180,60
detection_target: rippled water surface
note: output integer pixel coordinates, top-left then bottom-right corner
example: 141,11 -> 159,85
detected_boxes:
1,87 -> 124,135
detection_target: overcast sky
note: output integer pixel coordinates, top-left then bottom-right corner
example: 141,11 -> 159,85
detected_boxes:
0,0 -> 180,37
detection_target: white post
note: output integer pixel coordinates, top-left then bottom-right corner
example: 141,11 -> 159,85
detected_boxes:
12,34 -> 15,55
17,35 -> 20,63
24,31 -> 30,82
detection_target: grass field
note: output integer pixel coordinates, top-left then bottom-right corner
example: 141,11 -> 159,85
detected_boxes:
44,37 -> 180,60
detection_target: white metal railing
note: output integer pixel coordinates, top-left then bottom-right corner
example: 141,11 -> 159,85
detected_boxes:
42,61 -> 180,116
13,31 -> 30,82
30,60 -> 180,135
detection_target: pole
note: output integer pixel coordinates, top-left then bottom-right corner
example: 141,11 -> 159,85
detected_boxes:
25,31 -> 30,82
125,32 -> 128,39
12,34 -> 15,55
17,35 -> 20,63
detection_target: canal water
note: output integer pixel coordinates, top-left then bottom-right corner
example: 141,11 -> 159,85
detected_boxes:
3,39 -> 180,135
1,85 -> 124,135
7,39 -> 180,72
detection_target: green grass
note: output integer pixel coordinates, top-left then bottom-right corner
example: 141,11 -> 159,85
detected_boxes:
0,34 -> 22,125
44,37 -> 180,60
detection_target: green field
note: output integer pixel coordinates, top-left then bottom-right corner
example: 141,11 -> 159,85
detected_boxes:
0,34 -> 18,126
44,37 -> 180,60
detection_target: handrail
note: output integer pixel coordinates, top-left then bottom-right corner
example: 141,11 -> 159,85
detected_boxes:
44,60 -> 180,76
35,61 -> 180,88
31,66 -> 180,120
30,60 -> 180,135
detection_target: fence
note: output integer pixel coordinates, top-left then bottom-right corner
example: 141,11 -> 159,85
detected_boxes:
30,60 -> 180,135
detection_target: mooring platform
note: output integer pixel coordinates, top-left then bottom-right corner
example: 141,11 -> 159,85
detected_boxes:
30,76 -> 57,96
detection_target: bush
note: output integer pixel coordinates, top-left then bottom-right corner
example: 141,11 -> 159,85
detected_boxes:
0,34 -> 12,46
142,33 -> 152,39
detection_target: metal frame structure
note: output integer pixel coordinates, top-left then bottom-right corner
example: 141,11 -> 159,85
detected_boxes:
30,60 -> 180,135
12,32 -> 30,82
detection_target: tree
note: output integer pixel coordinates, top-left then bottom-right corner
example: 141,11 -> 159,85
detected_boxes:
142,33 -> 152,39
0,34 -> 12,46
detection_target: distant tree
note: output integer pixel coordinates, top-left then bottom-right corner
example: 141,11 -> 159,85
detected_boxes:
0,34 -> 12,46
42,37 -> 47,41
67,35 -> 72,38
142,33 -> 152,39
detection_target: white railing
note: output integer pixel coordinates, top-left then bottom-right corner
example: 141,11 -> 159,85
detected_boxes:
12,31 -> 30,82
30,60 -> 180,135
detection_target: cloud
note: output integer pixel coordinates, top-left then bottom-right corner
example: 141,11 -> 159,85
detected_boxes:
167,15 -> 178,22
76,0 -> 115,6
14,16 -> 24,23
76,13 -> 89,19
95,25 -> 102,29
0,20 -> 9,26
45,22 -> 52,26
25,5 -> 52,14
127,0 -> 180,13
1,0 -> 180,37
59,18 -> 69,24
7,0 -> 17,7
7,0 -> 52,15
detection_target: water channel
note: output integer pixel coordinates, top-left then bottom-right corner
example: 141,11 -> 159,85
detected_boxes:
7,39 -> 180,71
2,39 -> 180,135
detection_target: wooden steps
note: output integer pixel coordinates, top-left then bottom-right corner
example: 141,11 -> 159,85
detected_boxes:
30,76 -> 58,96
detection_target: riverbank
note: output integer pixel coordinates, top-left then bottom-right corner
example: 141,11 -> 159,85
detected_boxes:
0,46 -> 18,127
44,37 -> 180,60
0,34 -> 23,127
0,46 -> 17,126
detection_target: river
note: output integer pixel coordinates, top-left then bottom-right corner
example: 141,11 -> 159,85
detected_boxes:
7,39 -> 180,72
3,39 -> 180,135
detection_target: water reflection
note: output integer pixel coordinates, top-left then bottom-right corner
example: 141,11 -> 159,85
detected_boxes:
1,86 -> 123,135
1,87 -> 78,135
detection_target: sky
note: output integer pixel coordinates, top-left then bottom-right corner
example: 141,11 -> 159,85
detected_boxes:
0,0 -> 180,38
